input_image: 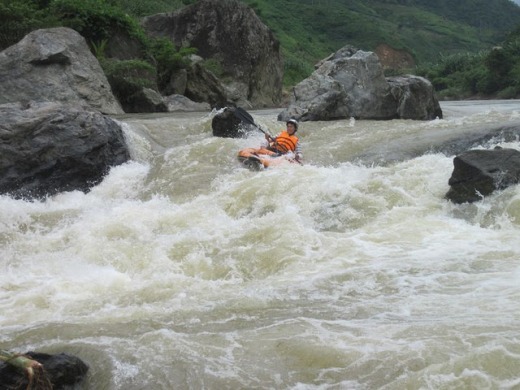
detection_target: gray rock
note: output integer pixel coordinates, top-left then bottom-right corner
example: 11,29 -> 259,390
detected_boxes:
163,68 -> 188,96
165,94 -> 210,112
446,147 -> 520,203
0,101 -> 130,199
185,63 -> 231,108
142,0 -> 283,108
0,27 -> 123,115
279,45 -> 442,122
124,87 -> 168,113
279,49 -> 397,121
388,75 -> 443,120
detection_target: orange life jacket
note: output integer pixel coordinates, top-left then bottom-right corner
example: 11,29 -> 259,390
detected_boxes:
271,131 -> 299,153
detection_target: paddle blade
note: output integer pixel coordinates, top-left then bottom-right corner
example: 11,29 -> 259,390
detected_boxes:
233,107 -> 256,127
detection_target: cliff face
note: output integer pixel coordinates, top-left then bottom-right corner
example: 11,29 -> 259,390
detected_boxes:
142,0 -> 283,108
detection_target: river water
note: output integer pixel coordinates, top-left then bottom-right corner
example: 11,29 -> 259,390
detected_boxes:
2,100 -> 520,389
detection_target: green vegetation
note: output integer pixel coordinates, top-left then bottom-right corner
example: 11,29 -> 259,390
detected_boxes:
48,0 -> 148,47
102,58 -> 157,92
0,0 -> 519,98
0,0 -> 196,103
0,0 -> 56,49
417,28 -> 520,99
240,0 -> 520,86
148,37 -> 196,90
106,0 -> 194,18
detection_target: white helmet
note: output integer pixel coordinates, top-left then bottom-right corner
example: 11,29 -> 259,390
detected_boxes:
286,118 -> 299,130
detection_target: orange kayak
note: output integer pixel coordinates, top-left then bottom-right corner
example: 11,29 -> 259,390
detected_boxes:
237,147 -> 299,170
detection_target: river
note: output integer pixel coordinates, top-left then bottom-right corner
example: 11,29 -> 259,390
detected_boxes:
2,100 -> 520,389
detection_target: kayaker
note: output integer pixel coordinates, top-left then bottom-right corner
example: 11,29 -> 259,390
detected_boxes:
263,118 -> 302,162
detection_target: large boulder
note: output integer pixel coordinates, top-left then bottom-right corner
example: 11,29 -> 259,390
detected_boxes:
0,27 -> 123,115
0,351 -> 88,390
279,48 -> 398,121
142,0 -> 283,108
445,147 -> 520,203
0,101 -> 130,199
279,45 -> 442,122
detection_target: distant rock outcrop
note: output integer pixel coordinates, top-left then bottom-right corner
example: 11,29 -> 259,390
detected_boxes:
142,0 -> 283,108
0,102 -> 130,199
165,94 -> 211,112
0,27 -> 123,115
278,45 -> 442,122
374,43 -> 416,71
446,147 -> 520,203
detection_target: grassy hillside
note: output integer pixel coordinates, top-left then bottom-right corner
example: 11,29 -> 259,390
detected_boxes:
103,0 -> 520,86
239,0 -> 520,85
2,0 -> 519,92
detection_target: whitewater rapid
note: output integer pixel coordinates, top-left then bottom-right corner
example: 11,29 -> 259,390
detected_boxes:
2,100 -> 520,389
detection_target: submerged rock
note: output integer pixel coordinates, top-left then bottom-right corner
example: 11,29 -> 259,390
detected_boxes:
0,351 -> 88,390
446,147 -> 520,203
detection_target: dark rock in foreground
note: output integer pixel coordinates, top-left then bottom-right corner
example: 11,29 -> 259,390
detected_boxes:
0,102 -> 130,199
0,352 -> 88,390
446,147 -> 520,203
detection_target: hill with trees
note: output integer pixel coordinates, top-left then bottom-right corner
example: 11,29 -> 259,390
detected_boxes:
238,0 -> 520,86
1,0 -> 520,99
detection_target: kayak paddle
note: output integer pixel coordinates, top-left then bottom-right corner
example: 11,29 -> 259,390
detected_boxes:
233,107 -> 274,141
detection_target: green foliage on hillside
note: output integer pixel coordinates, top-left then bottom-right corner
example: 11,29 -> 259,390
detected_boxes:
0,0 -> 196,101
241,0 -> 520,85
0,0 -> 57,49
1,0 -> 519,98
106,0 -> 195,18
417,27 -> 520,99
49,0 -> 147,45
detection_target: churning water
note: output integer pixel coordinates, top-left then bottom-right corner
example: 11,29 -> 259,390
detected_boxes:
2,100 -> 520,389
